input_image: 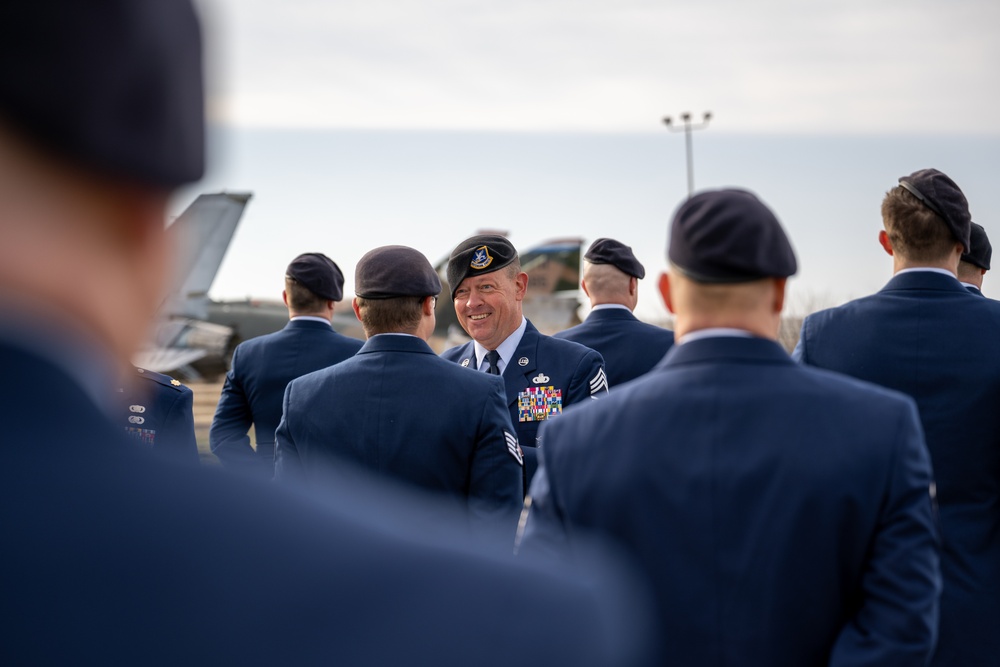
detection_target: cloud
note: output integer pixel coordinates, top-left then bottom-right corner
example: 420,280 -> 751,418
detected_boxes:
198,0 -> 1000,134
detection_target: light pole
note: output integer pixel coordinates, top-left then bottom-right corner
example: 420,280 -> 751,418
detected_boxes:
663,111 -> 712,197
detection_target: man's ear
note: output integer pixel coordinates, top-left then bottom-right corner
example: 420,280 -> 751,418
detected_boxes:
659,272 -> 674,314
514,272 -> 528,301
282,290 -> 289,307
772,277 -> 787,314
878,230 -> 894,256
352,297 -> 362,322
581,277 -> 590,299
423,296 -> 436,316
630,276 -> 638,297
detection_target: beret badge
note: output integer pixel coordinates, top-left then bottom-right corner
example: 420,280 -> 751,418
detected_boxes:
471,246 -> 494,270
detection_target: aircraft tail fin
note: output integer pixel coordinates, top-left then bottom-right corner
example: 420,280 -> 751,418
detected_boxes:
166,192 -> 252,319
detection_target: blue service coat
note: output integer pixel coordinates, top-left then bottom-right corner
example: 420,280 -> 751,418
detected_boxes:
1,333 -> 657,666
210,318 -> 363,475
275,334 -> 524,519
120,367 -> 198,465
554,307 -> 674,387
519,335 -> 940,667
442,319 -> 607,486
794,270 -> 1000,666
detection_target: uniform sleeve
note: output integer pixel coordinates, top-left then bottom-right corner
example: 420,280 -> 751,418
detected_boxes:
209,346 -> 258,469
828,398 -> 941,666
273,381 -> 302,484
159,386 -> 199,465
515,424 -> 572,560
790,315 -> 809,363
565,349 -> 608,405
468,376 -> 524,527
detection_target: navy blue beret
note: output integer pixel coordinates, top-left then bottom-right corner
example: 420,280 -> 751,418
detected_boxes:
447,235 -> 519,299
0,1 -> 204,188
668,189 -> 798,283
961,223 -> 991,271
898,168 -> 972,253
585,238 -> 645,279
286,253 -> 345,302
356,246 -> 442,299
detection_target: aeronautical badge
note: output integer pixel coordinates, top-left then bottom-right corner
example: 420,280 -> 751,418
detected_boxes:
518,386 -> 562,422
129,405 -> 146,413
504,431 -> 524,466
461,359 -> 470,367
128,415 -> 145,425
470,245 -> 493,270
589,368 -> 609,396
532,373 -> 550,384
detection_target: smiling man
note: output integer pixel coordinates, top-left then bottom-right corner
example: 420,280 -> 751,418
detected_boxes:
441,234 -> 607,488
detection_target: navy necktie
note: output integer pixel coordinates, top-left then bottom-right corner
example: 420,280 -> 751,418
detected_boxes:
485,350 -> 501,375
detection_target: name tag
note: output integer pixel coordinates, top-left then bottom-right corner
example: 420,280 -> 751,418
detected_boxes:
518,386 -> 562,422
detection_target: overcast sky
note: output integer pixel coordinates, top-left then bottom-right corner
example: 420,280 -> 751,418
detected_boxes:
182,0 -> 1000,323
197,0 -> 999,134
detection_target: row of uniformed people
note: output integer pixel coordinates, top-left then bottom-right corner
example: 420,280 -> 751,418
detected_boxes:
37,2 -> 991,662
206,235 -> 662,521
1,2 -> 657,664
135,170 -> 996,665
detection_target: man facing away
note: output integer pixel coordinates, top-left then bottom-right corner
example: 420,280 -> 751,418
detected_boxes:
554,237 -> 674,387
519,189 -> 940,666
441,234 -> 608,488
210,252 -> 363,476
0,3 -> 657,664
957,222 -> 991,295
794,169 -> 1000,666
275,245 -> 524,524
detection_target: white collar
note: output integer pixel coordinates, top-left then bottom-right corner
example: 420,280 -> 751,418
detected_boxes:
473,317 -> 528,374
290,315 -> 333,326
677,327 -> 755,345
590,304 -> 631,312
895,267 -> 958,280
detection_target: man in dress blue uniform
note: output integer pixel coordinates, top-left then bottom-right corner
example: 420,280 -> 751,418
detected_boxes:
794,169 -> 1000,666
210,252 -> 363,477
0,3 -> 658,664
275,245 -> 524,523
518,189 -> 940,666
441,234 -> 608,489
957,222 -> 990,295
120,366 -> 199,465
554,238 -> 674,387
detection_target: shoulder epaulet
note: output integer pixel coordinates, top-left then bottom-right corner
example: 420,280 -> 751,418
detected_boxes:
135,367 -> 187,391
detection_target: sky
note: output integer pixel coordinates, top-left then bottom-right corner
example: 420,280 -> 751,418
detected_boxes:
180,0 -> 1000,321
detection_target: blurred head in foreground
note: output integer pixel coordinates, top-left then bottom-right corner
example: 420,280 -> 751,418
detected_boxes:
0,0 -> 204,368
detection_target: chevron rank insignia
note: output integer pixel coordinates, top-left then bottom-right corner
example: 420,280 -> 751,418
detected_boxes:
504,431 -> 523,466
518,386 -> 562,422
589,368 -> 609,396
